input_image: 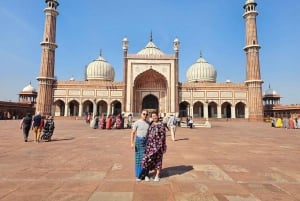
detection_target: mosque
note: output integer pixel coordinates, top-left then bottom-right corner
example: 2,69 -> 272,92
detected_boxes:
34,0 -> 265,121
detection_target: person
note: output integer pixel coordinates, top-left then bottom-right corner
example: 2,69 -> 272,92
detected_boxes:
41,116 -> 55,142
20,113 -> 32,142
115,114 -> 122,129
275,116 -> 283,128
90,115 -> 99,129
141,111 -> 167,182
167,115 -> 176,141
189,117 -> 194,129
127,114 -> 133,129
106,115 -> 113,129
130,110 -> 149,181
99,114 -> 106,129
32,112 -> 43,143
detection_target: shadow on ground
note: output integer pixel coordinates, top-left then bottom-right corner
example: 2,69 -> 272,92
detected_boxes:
50,137 -> 75,142
161,165 -> 193,178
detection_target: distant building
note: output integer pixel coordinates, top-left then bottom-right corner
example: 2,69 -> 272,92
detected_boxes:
263,86 -> 300,119
0,83 -> 36,119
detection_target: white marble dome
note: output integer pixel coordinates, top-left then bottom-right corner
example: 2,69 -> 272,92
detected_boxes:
137,41 -> 164,56
186,56 -> 217,83
86,54 -> 115,81
22,83 -> 36,92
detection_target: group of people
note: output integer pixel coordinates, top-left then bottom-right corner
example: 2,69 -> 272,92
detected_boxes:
271,116 -> 300,129
131,110 -> 179,182
88,113 -> 133,129
20,112 -> 55,142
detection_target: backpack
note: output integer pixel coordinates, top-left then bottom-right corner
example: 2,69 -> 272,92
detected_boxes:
23,116 -> 32,125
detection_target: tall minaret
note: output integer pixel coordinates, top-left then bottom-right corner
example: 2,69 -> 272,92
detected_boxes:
243,0 -> 263,121
36,0 -> 59,116
122,37 -> 129,113
173,37 -> 180,114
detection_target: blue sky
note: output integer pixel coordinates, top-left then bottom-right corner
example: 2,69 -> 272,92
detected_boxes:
0,0 -> 299,105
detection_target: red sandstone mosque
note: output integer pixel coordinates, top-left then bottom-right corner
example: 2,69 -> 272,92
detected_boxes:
34,0 -> 264,120
2,0 -> 299,121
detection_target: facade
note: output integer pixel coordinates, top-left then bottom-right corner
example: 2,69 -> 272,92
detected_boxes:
36,0 -> 265,120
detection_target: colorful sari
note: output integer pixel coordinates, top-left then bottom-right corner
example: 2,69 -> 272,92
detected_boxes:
142,122 -> 167,171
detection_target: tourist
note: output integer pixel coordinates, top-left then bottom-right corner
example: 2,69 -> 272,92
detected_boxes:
141,111 -> 167,182
189,117 -> 194,129
167,115 -> 177,141
32,112 -> 43,143
275,116 -> 283,128
20,113 -> 32,142
99,114 -> 106,129
130,110 -> 149,181
116,114 -> 122,129
41,116 -> 55,142
106,115 -> 113,129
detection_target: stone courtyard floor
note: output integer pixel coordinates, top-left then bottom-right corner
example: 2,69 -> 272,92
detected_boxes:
0,119 -> 300,201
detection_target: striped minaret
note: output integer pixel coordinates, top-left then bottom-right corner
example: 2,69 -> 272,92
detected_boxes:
36,0 -> 59,116
243,0 -> 264,121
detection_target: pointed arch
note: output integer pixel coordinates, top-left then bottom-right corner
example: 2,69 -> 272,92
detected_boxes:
221,102 -> 232,118
193,101 -> 204,118
134,69 -> 167,89
236,102 -> 246,118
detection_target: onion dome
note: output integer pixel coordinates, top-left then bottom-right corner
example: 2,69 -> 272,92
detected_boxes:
137,33 -> 164,56
86,53 -> 115,81
186,54 -> 217,83
264,85 -> 279,96
22,82 -> 36,92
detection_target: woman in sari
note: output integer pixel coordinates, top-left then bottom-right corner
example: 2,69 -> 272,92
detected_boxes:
141,111 -> 167,182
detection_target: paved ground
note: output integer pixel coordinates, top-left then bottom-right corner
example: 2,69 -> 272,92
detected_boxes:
0,119 -> 300,201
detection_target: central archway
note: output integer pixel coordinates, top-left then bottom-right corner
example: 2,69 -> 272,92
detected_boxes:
142,94 -> 158,112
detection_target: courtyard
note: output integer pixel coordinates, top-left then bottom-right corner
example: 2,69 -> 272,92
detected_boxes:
0,119 -> 300,201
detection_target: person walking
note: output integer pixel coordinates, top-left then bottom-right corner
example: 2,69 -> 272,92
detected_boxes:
130,110 -> 149,181
141,111 -> 167,182
32,112 -> 43,143
167,115 -> 177,141
20,113 -> 32,142
41,116 -> 55,142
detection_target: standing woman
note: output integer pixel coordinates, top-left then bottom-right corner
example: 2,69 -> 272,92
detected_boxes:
130,110 -> 149,181
142,111 -> 167,182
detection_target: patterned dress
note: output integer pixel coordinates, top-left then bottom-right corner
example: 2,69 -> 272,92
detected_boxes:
142,122 -> 167,171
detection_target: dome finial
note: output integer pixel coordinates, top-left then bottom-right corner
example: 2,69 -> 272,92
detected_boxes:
200,51 -> 203,58
268,83 -> 271,89
150,31 -> 153,42
99,49 -> 102,56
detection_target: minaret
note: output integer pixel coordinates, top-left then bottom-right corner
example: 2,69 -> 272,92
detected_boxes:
173,37 -> 180,114
122,37 -> 129,113
36,0 -> 59,116
243,0 -> 264,121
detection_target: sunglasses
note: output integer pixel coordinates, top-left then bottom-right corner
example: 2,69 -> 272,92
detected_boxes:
142,113 -> 148,116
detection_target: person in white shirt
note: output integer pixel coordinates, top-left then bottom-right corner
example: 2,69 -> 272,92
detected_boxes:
167,115 -> 176,141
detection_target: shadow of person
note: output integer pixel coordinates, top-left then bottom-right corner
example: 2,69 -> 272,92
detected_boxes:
50,137 -> 75,142
175,138 -> 189,141
160,165 -> 193,178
